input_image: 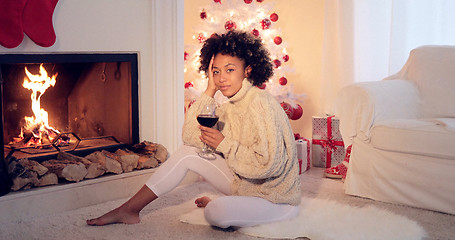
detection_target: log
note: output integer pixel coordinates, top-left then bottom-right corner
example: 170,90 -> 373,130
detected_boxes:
136,155 -> 159,169
37,173 -> 58,187
131,141 -> 168,163
58,151 -> 105,179
41,159 -> 87,182
7,158 -> 24,177
11,170 -> 38,191
7,158 -> 45,191
154,143 -> 168,163
61,163 -> 87,182
119,148 -> 159,169
18,158 -> 48,177
131,141 -> 157,155
57,151 -> 92,165
115,149 -> 139,172
86,151 -> 122,174
41,159 -> 77,175
85,162 -> 106,179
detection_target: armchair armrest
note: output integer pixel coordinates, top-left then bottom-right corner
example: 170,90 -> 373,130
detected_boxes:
333,79 -> 420,146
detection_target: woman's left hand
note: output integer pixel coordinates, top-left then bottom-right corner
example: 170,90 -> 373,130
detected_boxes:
199,125 -> 224,149
204,55 -> 218,98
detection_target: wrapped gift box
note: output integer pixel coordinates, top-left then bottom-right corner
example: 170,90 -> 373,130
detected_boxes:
296,138 -> 311,174
312,116 -> 345,168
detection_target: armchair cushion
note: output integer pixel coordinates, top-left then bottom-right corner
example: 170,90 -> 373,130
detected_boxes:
370,118 -> 455,159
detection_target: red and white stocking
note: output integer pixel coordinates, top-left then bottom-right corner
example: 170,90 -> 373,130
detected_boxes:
22,0 -> 59,47
0,0 -> 27,48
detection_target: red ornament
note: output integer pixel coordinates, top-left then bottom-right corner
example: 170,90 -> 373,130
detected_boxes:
291,104 -> 303,120
251,29 -> 260,37
257,0 -> 264,2
260,18 -> 271,30
257,83 -> 266,89
244,0 -> 253,3
225,20 -> 237,31
274,36 -> 282,45
196,33 -> 206,43
283,54 -> 290,62
214,0 -> 221,3
184,51 -> 189,61
270,13 -> 279,22
273,59 -> 281,68
280,102 -> 294,119
200,10 -> 207,19
184,82 -> 193,88
279,76 -> 287,85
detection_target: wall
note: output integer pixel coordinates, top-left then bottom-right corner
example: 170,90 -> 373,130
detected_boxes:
184,0 -> 325,138
0,0 -> 184,153
1,0 -> 325,148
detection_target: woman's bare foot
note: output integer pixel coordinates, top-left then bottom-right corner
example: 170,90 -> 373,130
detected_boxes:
195,196 -> 212,208
86,206 -> 140,226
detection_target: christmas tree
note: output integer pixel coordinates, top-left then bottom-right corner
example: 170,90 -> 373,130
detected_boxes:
184,0 -> 305,120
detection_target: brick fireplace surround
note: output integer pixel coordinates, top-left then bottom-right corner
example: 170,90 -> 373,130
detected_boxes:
0,0 -> 186,222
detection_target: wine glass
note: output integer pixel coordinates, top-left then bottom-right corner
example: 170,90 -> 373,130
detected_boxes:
197,103 -> 219,160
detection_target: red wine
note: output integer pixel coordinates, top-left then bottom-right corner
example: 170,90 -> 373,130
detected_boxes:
197,114 -> 219,127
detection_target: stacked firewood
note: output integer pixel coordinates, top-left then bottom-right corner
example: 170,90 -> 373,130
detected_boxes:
6,141 -> 168,191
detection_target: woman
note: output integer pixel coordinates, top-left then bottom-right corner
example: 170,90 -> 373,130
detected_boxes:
87,30 -> 301,228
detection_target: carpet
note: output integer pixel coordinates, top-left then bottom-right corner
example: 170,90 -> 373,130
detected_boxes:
179,193 -> 426,240
2,167 -> 449,240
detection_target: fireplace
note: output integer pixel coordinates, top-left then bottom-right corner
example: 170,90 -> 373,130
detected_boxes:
0,53 -> 139,195
0,0 -> 184,223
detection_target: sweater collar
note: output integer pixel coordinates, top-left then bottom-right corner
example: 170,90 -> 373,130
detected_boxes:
228,79 -> 253,103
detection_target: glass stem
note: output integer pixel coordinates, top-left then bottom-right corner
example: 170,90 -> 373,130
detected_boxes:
202,143 -> 209,153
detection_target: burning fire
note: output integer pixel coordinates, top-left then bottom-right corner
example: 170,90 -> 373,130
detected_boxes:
14,64 -> 61,147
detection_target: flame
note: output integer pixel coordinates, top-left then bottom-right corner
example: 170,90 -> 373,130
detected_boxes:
20,64 -> 60,146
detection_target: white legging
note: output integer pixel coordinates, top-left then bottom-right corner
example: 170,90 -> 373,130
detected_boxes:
145,145 -> 299,228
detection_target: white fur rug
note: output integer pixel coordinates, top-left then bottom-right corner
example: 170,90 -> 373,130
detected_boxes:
179,194 -> 426,240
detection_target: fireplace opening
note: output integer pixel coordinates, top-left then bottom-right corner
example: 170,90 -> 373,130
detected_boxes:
0,53 -> 148,194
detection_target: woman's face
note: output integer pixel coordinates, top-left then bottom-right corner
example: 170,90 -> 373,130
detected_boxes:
212,53 -> 251,98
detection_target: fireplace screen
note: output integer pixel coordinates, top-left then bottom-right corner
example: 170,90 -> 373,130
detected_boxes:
1,53 -> 139,167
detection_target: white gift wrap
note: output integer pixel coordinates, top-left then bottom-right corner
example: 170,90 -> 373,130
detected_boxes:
296,139 -> 311,174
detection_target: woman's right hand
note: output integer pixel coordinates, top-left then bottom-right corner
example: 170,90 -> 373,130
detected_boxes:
204,55 -> 218,97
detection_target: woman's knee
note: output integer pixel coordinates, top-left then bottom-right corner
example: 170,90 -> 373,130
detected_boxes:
203,199 -> 230,228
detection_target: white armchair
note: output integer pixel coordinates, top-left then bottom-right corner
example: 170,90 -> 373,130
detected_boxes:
334,45 -> 455,215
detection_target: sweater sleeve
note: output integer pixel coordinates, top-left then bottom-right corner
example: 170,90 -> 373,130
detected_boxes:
182,93 -> 216,147
216,94 -> 290,180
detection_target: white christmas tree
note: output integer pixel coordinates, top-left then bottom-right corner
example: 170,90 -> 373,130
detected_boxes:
184,0 -> 305,120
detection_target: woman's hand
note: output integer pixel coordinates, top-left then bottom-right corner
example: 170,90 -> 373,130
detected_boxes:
204,55 -> 218,97
199,125 -> 224,150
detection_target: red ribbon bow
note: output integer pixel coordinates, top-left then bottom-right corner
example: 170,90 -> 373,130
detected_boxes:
320,135 -> 339,151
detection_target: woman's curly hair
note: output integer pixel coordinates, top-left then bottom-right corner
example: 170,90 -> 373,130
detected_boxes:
199,30 -> 274,86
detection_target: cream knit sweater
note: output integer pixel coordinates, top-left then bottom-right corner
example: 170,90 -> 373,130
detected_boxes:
182,79 -> 301,206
